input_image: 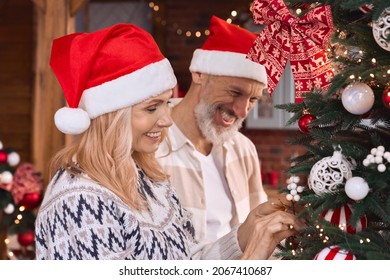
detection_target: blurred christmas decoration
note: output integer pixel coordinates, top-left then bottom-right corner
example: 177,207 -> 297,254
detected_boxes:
382,87 -> 390,109
273,0 -> 390,260
0,139 -> 43,259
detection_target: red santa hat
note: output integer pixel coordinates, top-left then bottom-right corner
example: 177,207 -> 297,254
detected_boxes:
50,23 -> 177,135
189,16 -> 267,85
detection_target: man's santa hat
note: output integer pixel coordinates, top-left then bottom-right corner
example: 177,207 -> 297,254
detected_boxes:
190,16 -> 267,85
50,23 -> 177,135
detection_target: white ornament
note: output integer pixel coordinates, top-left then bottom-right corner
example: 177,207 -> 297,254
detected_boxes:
0,171 -> 13,184
378,164 -> 386,172
308,149 -> 353,195
372,7 -> 390,52
285,175 -> 305,202
0,141 -> 2,149
341,82 -> 375,115
363,145 -> 389,172
3,203 -> 15,214
345,176 -> 370,201
7,151 -> 20,167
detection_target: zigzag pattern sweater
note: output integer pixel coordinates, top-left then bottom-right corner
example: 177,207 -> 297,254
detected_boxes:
35,167 -> 242,260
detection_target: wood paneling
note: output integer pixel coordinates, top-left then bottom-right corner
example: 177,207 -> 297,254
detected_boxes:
0,0 -> 33,164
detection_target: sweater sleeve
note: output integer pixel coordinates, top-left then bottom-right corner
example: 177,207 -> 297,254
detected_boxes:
190,224 -> 243,260
35,188 -> 136,260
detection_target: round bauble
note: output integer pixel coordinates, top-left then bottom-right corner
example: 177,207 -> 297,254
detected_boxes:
308,150 -> 353,195
298,113 -> 316,134
0,149 -> 7,163
372,7 -> 390,52
341,82 -> 374,115
7,151 -> 20,167
382,87 -> 390,109
321,203 -> 367,234
1,171 -> 13,184
17,230 -> 35,247
3,203 -> 15,215
314,245 -> 356,260
345,176 -> 370,201
19,192 -> 42,210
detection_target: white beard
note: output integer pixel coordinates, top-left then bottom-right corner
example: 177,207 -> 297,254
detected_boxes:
194,99 -> 244,146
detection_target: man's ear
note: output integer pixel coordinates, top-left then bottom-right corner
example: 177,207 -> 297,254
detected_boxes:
191,72 -> 204,84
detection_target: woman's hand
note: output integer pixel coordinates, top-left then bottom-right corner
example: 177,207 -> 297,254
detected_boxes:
237,200 -> 303,260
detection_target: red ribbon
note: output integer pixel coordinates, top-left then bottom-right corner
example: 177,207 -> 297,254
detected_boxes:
247,0 -> 334,103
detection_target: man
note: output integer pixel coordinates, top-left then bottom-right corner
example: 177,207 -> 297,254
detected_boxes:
156,16 -> 268,243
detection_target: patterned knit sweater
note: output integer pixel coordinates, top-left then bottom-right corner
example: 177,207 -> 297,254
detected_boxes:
35,167 -> 242,260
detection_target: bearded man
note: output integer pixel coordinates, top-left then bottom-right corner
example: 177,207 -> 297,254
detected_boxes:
156,16 -> 269,243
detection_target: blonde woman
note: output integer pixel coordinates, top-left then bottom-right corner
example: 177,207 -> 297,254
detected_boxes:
35,23 -> 300,260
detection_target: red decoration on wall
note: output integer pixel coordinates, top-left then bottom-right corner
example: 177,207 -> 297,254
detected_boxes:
247,0 -> 335,102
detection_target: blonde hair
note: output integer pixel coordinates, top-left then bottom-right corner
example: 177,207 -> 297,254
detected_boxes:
50,106 -> 169,210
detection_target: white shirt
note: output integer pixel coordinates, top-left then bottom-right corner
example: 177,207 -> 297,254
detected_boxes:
194,150 -> 233,242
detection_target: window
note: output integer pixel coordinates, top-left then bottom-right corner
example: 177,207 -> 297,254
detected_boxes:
246,61 -> 297,129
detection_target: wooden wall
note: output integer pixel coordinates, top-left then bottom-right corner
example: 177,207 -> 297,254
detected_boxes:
0,0 -> 34,162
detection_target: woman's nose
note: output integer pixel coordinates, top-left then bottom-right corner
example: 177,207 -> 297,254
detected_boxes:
157,108 -> 173,127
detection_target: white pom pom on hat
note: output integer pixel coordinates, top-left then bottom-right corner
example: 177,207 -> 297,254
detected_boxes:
54,107 -> 91,135
50,23 -> 177,135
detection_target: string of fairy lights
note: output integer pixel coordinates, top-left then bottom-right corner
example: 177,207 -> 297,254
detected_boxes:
147,1 -> 250,39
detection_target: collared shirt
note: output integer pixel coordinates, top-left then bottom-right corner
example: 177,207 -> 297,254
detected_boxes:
156,121 -> 268,242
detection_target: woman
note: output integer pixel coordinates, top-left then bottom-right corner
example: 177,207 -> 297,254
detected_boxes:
35,23 -> 300,260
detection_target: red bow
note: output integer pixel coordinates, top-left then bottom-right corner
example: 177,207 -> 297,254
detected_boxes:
247,0 -> 334,103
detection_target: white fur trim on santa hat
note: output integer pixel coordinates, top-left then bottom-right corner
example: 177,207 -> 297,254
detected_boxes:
79,58 -> 177,119
54,107 -> 91,135
189,49 -> 267,86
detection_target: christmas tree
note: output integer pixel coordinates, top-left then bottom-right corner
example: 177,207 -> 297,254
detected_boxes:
0,139 -> 43,259
248,0 -> 390,259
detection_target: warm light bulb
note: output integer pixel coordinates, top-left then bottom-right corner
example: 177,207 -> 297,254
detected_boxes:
372,58 -> 376,63
349,75 -> 355,79
231,10 -> 237,17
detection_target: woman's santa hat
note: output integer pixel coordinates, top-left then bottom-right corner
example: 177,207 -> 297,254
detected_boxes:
189,16 -> 267,85
50,23 -> 177,135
